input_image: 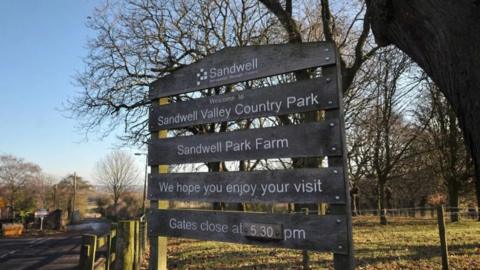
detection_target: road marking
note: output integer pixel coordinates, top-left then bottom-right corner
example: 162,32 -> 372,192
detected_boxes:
0,250 -> 17,259
27,237 -> 52,248
0,237 -> 56,259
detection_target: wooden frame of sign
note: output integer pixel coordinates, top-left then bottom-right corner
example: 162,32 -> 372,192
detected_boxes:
148,41 -> 354,270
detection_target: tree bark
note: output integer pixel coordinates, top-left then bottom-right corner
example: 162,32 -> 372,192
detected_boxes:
447,180 -> 460,222
477,176 -> 480,221
378,181 -> 387,225
366,0 -> 480,219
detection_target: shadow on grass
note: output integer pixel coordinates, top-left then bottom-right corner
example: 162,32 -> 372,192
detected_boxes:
167,241 -> 479,269
355,243 -> 480,267
168,249 -> 333,270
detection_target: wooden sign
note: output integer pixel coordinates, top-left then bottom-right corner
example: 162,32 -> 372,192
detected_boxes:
148,209 -> 348,253
147,42 -> 354,269
149,42 -> 336,99
149,77 -> 338,131
148,168 -> 346,203
148,120 -> 341,165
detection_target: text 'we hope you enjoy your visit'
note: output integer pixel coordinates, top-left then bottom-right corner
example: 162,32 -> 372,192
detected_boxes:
148,168 -> 346,203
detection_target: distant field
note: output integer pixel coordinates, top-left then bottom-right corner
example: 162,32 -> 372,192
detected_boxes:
162,216 -> 480,270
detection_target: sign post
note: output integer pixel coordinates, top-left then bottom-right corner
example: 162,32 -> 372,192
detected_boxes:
148,41 -> 354,269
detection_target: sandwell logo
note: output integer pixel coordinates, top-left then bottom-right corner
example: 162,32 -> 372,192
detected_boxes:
196,68 -> 208,86
195,58 -> 258,87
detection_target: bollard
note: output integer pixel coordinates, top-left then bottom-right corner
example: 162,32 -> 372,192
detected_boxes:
116,221 -> 135,270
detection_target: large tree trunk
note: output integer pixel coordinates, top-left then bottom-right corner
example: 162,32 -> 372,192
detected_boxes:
447,180 -> 460,222
366,0 -> 480,217
477,174 -> 480,221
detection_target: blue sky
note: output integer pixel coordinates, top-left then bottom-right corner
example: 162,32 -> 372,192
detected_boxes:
0,0 -> 145,182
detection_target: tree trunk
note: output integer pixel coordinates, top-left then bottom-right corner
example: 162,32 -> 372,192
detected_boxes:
378,182 -> 387,225
366,1 -> 480,217
351,194 -> 358,216
114,197 -> 119,219
477,174 -> 480,221
8,198 -> 14,220
447,181 -> 460,222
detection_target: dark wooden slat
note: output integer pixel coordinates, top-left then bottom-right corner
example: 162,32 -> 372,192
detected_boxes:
148,121 -> 342,165
149,77 -> 338,131
149,42 -> 336,99
148,209 -> 348,253
147,168 -> 346,203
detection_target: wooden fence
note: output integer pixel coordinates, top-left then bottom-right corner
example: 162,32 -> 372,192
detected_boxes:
352,206 -> 479,220
79,218 -> 147,270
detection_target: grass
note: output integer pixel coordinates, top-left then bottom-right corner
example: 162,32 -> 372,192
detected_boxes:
162,216 -> 480,270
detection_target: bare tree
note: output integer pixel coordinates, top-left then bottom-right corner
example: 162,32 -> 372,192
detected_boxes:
259,0 -> 379,93
0,155 -> 41,219
31,173 -> 56,210
366,0 -> 480,221
65,0 -> 279,212
94,150 -> 139,218
416,84 -> 474,222
350,50 -> 426,224
65,0 -> 274,145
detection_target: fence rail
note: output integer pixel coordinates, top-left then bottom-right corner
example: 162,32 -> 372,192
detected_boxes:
351,206 -> 479,220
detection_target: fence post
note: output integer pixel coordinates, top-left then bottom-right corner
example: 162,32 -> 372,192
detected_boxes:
106,223 -> 117,270
134,220 -> 140,270
79,234 -> 97,270
437,206 -> 449,270
139,220 -> 146,263
116,221 -> 135,270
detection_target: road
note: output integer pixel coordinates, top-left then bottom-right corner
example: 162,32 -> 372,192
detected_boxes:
0,233 -> 81,270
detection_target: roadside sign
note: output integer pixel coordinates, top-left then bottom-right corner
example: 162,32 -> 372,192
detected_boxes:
148,41 -> 354,269
34,209 -> 49,218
